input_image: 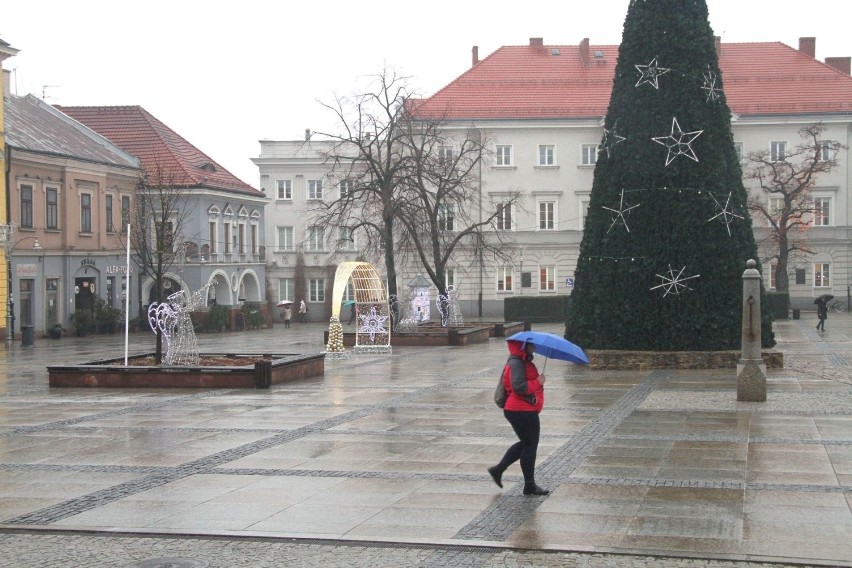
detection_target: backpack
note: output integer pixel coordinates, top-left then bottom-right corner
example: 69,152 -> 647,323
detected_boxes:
494,355 -> 521,408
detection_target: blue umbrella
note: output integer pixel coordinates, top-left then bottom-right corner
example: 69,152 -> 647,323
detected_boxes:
507,331 -> 589,370
342,300 -> 355,307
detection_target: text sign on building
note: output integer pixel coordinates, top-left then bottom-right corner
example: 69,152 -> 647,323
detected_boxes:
565,278 -> 575,288
16,264 -> 38,277
106,265 -> 132,274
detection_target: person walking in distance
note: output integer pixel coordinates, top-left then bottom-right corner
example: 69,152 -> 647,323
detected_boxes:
299,299 -> 308,324
816,297 -> 828,331
348,303 -> 356,325
282,306 -> 292,329
488,339 -> 550,496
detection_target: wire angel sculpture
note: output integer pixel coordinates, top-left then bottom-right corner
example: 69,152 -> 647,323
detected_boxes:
389,294 -> 417,333
436,284 -> 463,328
148,284 -> 210,365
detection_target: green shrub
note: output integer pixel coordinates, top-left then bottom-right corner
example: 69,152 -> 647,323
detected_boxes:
242,302 -> 264,329
504,295 -> 571,323
764,291 -> 790,320
206,304 -> 229,332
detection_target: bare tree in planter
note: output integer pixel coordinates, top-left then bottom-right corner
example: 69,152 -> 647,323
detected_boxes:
129,162 -> 196,363
746,123 -> 846,292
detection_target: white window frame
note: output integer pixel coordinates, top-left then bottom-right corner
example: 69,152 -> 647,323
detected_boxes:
309,278 -> 325,302
208,220 -> 218,254
308,226 -> 325,251
538,144 -> 555,166
539,265 -> 556,291
497,265 -> 513,292
581,144 -> 597,166
538,201 -> 556,231
277,226 -> 294,251
496,145 -> 513,166
439,204 -> 455,231
817,141 -> 836,162
278,278 -> 294,302
814,262 -> 830,288
339,179 -> 353,199
770,141 -> 787,162
445,268 -> 456,290
496,202 -> 513,231
338,226 -> 356,251
768,262 -> 777,290
307,179 -> 323,200
813,196 -> 831,227
733,142 -> 743,164
439,146 -> 454,167
768,197 -> 784,226
276,179 -> 292,200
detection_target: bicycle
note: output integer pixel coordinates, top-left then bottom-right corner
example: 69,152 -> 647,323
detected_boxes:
829,300 -> 847,313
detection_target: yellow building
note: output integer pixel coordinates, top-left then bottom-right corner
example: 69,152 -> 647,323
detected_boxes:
0,38 -> 20,341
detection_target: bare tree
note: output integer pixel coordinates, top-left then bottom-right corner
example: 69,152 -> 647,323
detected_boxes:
394,111 -> 521,297
745,124 -> 846,292
129,162 -> 195,363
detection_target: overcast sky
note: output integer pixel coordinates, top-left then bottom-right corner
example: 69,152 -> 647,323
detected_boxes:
3,0 -> 851,187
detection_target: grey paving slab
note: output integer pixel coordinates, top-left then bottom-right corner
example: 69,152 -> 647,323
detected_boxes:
0,319 -> 850,567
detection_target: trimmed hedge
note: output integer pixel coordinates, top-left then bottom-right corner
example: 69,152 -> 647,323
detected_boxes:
504,295 -> 571,323
765,291 -> 790,320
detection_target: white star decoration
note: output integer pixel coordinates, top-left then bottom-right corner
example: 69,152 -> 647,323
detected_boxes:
651,117 -> 704,166
634,57 -> 671,89
707,192 -> 744,236
358,306 -> 389,341
602,189 -> 640,233
701,68 -> 722,102
650,265 -> 701,297
600,124 -> 627,158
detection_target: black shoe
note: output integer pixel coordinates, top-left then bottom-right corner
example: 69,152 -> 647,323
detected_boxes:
487,466 -> 503,488
523,484 -> 550,496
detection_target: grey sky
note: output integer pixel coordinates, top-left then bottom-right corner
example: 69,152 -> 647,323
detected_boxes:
3,0 -> 850,186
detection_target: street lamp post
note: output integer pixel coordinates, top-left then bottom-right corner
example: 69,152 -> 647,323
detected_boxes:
0,223 -> 43,347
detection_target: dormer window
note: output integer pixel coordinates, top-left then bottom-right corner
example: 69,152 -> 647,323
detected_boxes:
199,162 -> 217,173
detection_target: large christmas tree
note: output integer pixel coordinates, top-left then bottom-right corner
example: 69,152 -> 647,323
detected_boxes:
566,0 -> 774,351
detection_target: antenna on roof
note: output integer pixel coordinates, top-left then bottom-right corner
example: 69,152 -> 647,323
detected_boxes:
41,84 -> 61,101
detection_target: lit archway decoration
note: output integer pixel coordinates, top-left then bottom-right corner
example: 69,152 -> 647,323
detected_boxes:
326,261 -> 391,355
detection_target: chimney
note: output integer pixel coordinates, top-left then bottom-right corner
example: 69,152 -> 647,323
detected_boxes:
799,37 -> 816,58
714,36 -> 721,58
472,45 -> 479,66
529,37 -> 543,47
305,128 -> 311,141
2,69 -> 10,99
579,37 -> 590,67
825,56 -> 851,75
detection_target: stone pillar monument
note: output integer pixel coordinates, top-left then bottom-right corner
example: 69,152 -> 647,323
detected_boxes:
737,259 -> 767,401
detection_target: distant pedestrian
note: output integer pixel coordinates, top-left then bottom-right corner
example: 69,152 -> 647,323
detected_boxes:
299,300 -> 308,323
283,306 -> 292,328
348,303 -> 356,325
816,298 -> 828,331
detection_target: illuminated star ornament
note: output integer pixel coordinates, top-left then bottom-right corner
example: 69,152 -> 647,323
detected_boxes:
701,67 -> 722,102
651,265 -> 700,297
602,189 -> 640,233
600,124 -> 627,158
707,191 -> 744,236
651,117 -> 704,166
634,57 -> 671,89
358,305 -> 389,341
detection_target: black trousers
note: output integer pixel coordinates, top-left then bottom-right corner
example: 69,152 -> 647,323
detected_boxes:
495,409 -> 540,485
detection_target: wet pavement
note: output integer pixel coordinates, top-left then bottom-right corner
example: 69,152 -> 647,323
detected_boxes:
0,313 -> 849,567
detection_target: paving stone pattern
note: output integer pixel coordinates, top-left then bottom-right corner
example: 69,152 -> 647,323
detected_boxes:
0,319 -> 850,567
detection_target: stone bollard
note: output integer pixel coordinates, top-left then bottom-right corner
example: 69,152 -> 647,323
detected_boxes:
737,259 -> 767,401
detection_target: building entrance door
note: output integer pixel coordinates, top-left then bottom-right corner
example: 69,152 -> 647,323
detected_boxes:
75,277 -> 97,312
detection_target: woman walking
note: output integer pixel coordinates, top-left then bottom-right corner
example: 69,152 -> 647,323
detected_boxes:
488,339 -> 550,496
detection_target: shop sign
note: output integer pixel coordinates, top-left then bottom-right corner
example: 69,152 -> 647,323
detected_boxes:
15,264 -> 38,277
106,265 -> 132,274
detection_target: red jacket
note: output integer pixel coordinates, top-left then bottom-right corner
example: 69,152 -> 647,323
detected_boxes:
502,340 -> 544,413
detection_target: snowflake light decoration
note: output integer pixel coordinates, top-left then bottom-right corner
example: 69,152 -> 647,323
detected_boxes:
600,124 -> 627,158
602,189 -> 640,233
701,67 -> 722,102
707,192 -> 744,236
651,117 -> 704,166
650,265 -> 700,297
634,57 -> 671,89
358,305 -> 389,341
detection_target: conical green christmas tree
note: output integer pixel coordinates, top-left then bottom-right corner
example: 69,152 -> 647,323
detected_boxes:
566,0 -> 774,351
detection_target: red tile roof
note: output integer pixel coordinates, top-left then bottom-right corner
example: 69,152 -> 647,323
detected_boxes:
414,41 -> 852,120
57,105 -> 262,197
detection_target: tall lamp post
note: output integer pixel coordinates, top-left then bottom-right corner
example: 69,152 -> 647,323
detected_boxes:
0,223 -> 43,346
